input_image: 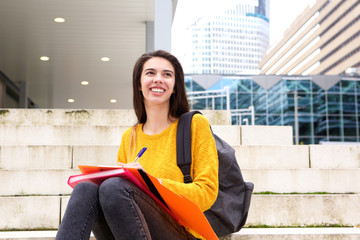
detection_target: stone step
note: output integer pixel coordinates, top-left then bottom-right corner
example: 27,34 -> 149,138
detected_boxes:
0,231 -> 95,239
309,145 -> 360,168
0,125 -> 127,146
242,168 -> 360,193
1,169 -> 359,196
1,195 -> 359,231
1,229 -> 360,240
0,109 -> 231,126
0,109 -> 293,146
0,145 -> 73,170
0,145 -> 310,170
0,170 -> 76,196
247,194 -> 360,227
2,145 -> 359,170
0,109 -> 137,126
0,125 -> 240,146
240,125 -> 293,146
0,196 -> 60,230
223,228 -> 360,240
0,145 -> 117,170
0,124 -> 293,146
236,145 -> 360,169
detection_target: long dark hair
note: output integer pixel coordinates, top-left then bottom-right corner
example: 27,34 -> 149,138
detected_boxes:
132,50 -> 189,124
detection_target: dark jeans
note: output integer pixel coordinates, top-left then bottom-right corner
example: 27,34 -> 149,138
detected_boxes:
56,177 -> 196,240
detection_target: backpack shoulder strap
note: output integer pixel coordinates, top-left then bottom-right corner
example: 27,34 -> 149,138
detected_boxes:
176,111 -> 202,183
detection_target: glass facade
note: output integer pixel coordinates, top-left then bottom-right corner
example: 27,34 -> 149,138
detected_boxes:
184,0 -> 270,75
185,75 -> 360,144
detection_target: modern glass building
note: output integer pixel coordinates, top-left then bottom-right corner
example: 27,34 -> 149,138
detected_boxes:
185,75 -> 360,144
184,0 -> 270,75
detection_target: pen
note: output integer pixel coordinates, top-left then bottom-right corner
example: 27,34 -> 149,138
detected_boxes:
133,147 -> 147,163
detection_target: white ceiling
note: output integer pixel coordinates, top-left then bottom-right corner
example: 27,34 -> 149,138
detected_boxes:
0,0 -> 155,109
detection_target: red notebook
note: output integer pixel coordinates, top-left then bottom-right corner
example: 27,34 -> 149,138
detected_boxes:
67,167 -> 175,219
68,165 -> 218,240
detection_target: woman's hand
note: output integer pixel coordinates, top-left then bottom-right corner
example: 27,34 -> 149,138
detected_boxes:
118,162 -> 144,170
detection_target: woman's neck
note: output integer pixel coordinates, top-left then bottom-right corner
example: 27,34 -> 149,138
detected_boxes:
143,105 -> 176,135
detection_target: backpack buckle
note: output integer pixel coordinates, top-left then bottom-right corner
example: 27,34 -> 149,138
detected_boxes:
184,174 -> 192,183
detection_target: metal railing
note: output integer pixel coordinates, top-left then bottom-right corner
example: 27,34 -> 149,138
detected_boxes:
187,87 -> 255,125
231,106 -> 255,125
187,87 -> 230,111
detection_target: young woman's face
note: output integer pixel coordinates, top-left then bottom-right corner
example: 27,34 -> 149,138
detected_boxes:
140,57 -> 175,108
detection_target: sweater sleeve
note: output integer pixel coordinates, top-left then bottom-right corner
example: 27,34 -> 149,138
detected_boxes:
161,115 -> 219,212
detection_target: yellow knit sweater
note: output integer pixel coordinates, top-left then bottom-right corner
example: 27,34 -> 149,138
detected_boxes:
117,114 -> 218,239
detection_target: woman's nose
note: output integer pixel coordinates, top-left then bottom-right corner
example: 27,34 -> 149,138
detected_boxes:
153,74 -> 163,83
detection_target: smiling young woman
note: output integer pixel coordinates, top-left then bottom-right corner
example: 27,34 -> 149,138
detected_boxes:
56,50 -> 218,240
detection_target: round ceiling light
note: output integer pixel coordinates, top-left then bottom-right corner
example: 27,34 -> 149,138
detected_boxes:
101,57 -> 110,62
54,18 -> 66,23
40,56 -> 50,61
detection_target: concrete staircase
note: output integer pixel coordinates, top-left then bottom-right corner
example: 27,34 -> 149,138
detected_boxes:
0,109 -> 359,240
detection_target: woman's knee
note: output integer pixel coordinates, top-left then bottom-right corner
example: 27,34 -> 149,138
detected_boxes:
98,178 -> 132,207
99,177 -> 130,196
72,182 -> 99,199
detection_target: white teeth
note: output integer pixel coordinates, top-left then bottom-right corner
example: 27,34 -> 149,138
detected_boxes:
151,88 -> 164,93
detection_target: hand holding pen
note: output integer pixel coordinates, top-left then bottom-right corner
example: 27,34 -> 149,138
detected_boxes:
133,147 -> 147,163
117,147 -> 147,168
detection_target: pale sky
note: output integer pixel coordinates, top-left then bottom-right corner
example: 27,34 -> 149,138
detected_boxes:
172,0 -> 316,56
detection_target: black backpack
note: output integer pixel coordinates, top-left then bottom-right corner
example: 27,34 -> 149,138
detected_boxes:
176,111 -> 254,237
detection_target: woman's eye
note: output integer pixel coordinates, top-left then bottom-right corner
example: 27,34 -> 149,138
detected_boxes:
146,71 -> 154,75
164,73 -> 172,77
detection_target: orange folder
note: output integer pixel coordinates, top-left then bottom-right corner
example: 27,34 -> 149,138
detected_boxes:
69,165 -> 218,240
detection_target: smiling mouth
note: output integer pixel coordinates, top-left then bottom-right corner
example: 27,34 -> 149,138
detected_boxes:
151,88 -> 165,93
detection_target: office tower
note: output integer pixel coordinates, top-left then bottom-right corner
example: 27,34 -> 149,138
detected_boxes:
184,0 -> 270,75
260,0 -> 359,76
